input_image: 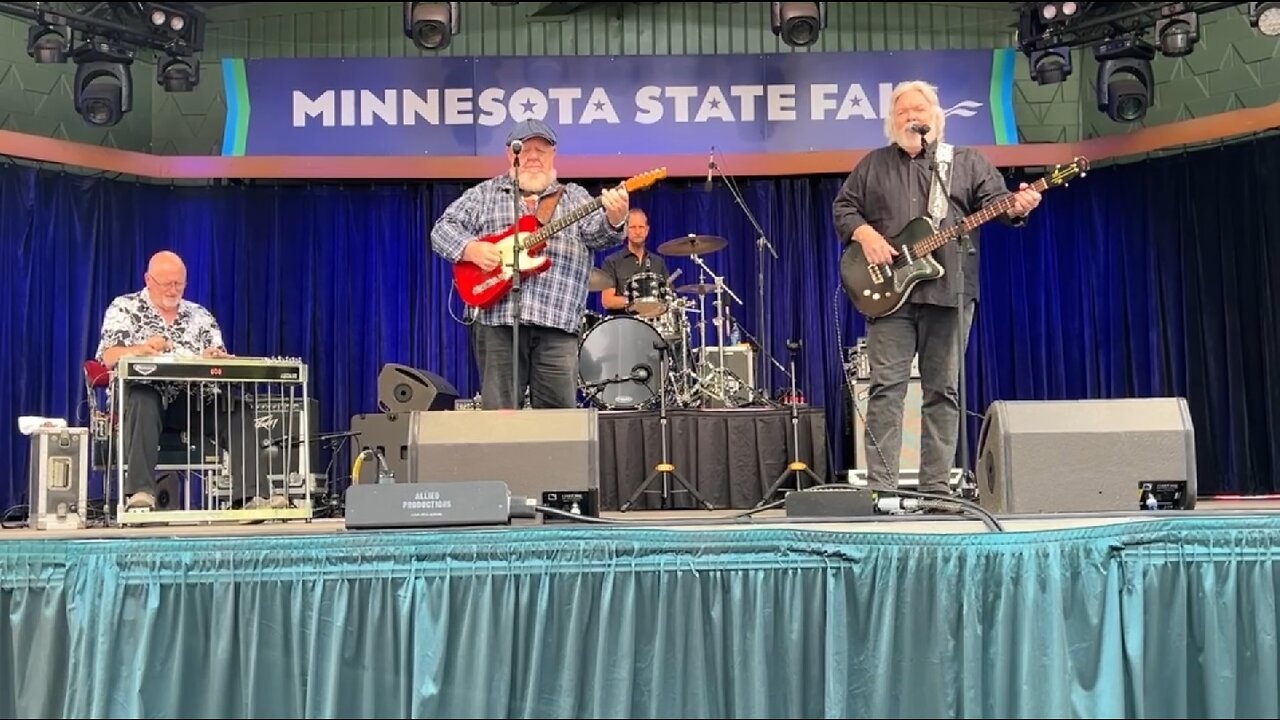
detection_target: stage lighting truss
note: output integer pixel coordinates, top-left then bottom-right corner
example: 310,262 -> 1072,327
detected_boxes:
0,1 -> 205,56
1013,1 -> 1246,55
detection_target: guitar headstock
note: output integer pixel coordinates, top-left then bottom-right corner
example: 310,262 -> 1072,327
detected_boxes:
623,167 -> 669,193
1043,156 -> 1089,188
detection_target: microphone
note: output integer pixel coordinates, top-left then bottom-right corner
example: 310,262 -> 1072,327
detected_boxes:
910,123 -> 931,136
510,139 -> 523,154
704,149 -> 714,192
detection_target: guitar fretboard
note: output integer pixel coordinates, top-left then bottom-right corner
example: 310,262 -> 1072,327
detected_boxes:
910,177 -> 1049,257
516,196 -> 606,252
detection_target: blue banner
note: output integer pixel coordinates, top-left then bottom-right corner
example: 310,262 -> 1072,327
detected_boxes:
221,50 -> 1018,157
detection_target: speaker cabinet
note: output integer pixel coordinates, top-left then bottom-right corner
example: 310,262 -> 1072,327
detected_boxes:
406,408 -> 600,502
976,397 -> 1197,514
377,364 -> 460,412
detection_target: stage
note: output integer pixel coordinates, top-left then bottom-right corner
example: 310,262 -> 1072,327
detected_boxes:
3,499 -> 1280,719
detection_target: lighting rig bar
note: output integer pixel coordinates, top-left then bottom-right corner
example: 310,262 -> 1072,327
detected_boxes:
1013,1 -> 1247,52
0,1 -> 204,56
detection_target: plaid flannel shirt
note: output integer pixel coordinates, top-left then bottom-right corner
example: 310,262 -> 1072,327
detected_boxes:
431,174 -> 625,333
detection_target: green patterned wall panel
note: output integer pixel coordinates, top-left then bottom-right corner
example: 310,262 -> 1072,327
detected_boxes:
1082,9 -> 1280,139
0,17 -> 152,153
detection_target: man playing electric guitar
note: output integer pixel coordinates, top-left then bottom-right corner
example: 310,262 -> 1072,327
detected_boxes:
431,119 -> 630,410
832,80 -> 1041,501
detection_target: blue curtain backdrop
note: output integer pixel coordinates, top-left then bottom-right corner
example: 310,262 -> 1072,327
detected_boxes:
2,134 -> 1278,510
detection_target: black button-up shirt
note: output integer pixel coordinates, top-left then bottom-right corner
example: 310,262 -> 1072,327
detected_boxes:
600,247 -> 671,315
832,143 -> 1022,307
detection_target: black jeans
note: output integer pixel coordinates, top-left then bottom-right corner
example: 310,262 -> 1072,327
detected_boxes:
472,323 -> 579,410
121,384 -> 260,503
862,300 -> 975,494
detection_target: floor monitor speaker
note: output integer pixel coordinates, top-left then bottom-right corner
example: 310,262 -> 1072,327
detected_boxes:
377,364 -> 459,412
975,397 -> 1197,514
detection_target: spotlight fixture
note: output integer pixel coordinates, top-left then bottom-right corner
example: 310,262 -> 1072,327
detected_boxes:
72,42 -> 134,127
1095,37 -> 1155,123
157,56 -> 199,92
1249,2 -> 1280,35
27,24 -> 69,64
404,2 -> 459,51
1156,3 -> 1199,57
770,2 -> 826,47
1028,47 -> 1072,84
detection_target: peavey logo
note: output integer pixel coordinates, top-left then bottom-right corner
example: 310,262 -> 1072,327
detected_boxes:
254,414 -> 279,431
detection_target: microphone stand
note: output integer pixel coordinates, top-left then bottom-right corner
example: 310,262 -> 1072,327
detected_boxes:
710,149 -> 779,399
919,127 -> 973,495
509,141 -> 524,409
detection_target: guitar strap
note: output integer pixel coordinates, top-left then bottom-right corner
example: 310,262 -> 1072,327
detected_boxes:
533,188 -> 564,224
926,141 -> 954,229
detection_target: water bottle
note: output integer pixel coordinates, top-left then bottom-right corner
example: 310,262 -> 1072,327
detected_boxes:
729,322 -> 741,346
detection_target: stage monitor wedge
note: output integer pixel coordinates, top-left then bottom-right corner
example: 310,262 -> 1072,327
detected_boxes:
975,397 -> 1197,514
406,408 -> 600,514
377,363 -> 459,412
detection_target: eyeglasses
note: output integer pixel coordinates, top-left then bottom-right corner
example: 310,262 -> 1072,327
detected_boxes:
147,275 -> 186,291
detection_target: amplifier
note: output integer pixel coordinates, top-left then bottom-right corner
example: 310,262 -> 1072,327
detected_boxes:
222,395 -> 324,498
27,427 -> 89,530
406,408 -> 600,516
697,345 -> 756,407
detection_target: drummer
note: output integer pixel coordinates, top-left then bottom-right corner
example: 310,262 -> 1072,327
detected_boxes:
598,208 -> 671,316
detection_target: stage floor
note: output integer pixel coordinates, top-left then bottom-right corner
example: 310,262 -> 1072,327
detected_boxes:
3,496 -> 1277,541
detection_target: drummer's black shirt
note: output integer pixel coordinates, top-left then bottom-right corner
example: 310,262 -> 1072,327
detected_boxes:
601,246 -> 670,316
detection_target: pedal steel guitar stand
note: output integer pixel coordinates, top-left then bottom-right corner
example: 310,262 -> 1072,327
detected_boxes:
620,338 -> 715,512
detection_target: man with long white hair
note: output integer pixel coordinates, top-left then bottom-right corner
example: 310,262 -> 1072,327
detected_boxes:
833,80 -> 1042,502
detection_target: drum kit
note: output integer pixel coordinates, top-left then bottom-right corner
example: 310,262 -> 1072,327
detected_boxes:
577,233 -> 765,411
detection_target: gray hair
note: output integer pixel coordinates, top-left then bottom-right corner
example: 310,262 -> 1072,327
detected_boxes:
883,80 -> 946,144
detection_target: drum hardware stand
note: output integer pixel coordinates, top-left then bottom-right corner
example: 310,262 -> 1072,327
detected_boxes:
620,338 -> 715,512
755,339 -> 825,506
688,252 -> 751,407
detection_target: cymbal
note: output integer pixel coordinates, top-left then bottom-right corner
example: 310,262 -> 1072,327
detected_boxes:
588,267 -> 612,292
675,283 -> 719,295
658,234 -> 728,256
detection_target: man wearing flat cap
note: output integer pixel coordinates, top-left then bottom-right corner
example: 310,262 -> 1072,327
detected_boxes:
431,119 -> 630,410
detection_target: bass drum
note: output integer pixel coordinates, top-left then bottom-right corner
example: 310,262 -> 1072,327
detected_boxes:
578,316 -> 663,410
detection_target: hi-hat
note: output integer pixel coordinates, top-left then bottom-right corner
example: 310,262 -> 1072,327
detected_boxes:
588,267 -> 612,291
658,234 -> 728,256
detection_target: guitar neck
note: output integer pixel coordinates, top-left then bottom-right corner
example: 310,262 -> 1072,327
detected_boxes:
517,195 -> 605,251
911,177 -> 1049,257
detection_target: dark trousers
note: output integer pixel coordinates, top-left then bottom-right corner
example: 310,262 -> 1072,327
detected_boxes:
863,301 -> 975,494
473,323 -> 579,410
121,384 -> 259,503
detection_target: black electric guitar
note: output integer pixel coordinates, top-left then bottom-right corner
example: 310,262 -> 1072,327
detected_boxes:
840,156 -> 1089,319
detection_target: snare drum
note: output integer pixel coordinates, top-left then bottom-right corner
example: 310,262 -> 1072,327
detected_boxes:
624,272 -> 671,318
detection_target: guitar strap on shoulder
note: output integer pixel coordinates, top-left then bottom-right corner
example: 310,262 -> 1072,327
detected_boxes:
534,188 -> 564,225
926,141 -> 954,229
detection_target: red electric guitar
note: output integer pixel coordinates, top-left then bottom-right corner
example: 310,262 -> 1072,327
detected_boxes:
454,167 -> 668,309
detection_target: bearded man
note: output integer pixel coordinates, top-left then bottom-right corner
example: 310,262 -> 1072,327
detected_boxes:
431,119 -> 629,410
832,80 -> 1042,500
